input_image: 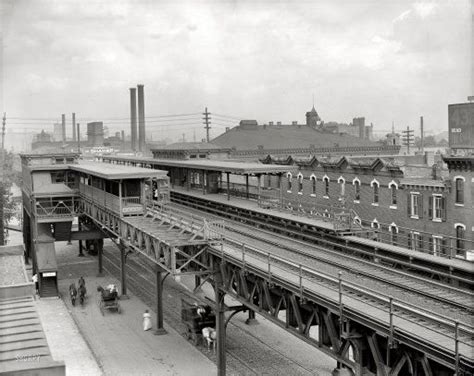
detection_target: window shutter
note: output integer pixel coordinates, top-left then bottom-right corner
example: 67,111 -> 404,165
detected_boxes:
441,196 -> 446,221
418,194 -> 423,218
407,194 -> 411,216
428,196 -> 433,219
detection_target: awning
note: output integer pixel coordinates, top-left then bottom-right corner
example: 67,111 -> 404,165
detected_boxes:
36,242 -> 57,272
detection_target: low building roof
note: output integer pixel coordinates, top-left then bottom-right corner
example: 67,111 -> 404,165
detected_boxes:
70,161 -> 168,180
101,156 -> 294,175
36,242 -> 57,272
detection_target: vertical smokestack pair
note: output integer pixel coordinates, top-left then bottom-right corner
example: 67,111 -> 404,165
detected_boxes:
129,84 -> 146,152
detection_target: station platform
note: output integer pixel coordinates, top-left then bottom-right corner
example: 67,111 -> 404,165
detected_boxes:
170,187 -> 474,275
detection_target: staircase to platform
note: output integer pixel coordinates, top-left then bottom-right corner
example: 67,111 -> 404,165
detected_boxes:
39,277 -> 58,298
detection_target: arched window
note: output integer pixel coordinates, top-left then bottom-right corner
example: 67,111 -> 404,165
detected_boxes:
371,219 -> 380,229
455,224 -> 466,256
388,180 -> 398,207
353,216 -> 362,226
389,223 -> 398,245
455,177 -> 465,204
287,173 -> 292,192
352,178 -> 361,202
371,179 -> 379,205
338,177 -> 345,198
323,175 -> 330,197
298,173 -> 303,194
310,175 -> 316,196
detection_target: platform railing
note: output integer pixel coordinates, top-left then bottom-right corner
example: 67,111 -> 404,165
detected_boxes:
34,199 -> 75,218
216,239 -> 474,365
145,201 -> 224,242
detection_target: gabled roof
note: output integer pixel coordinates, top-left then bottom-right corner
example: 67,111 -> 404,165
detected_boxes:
152,142 -> 229,152
348,157 -> 385,171
319,156 -> 348,169
212,123 -> 381,151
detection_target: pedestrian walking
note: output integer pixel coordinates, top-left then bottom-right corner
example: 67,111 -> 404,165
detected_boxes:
32,274 -> 38,294
143,309 -> 152,331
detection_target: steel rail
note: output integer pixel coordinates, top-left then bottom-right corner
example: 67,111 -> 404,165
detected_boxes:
163,200 -> 474,314
170,192 -> 474,286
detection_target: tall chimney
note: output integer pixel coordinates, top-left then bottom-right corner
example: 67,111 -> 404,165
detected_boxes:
61,114 -> 66,142
130,88 -> 138,152
121,130 -> 125,141
420,116 -> 424,154
77,123 -> 81,153
137,84 -> 146,152
72,113 -> 76,141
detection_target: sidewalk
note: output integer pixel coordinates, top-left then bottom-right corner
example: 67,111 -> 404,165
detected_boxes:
58,275 -> 216,376
35,297 -> 103,376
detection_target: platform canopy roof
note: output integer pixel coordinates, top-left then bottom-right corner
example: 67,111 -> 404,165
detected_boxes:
71,161 -> 168,180
102,156 -> 295,175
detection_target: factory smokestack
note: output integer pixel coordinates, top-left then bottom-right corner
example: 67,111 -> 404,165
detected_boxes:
61,114 -> 66,142
130,88 -> 138,152
72,113 -> 76,142
137,84 -> 146,152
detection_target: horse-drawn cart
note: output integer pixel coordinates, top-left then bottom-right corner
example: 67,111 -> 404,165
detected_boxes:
181,299 -> 216,345
97,286 -> 121,315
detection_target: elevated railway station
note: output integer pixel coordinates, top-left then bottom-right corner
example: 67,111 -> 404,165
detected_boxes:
100,155 -> 474,288
18,152 -> 474,376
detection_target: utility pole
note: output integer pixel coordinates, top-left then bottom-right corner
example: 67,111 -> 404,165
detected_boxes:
402,126 -> 414,155
0,113 -> 6,245
203,107 -> 211,143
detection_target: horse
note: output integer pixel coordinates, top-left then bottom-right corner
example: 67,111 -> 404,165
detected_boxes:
69,283 -> 77,306
201,327 -> 217,351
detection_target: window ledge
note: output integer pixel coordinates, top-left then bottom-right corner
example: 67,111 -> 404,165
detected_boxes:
323,195 -> 329,199
310,194 -> 316,197
287,190 -> 292,193
432,218 -> 442,223
371,203 -> 379,206
389,205 -> 397,209
455,203 -> 464,207
298,192 -> 303,195
410,215 -> 419,219
353,200 -> 360,204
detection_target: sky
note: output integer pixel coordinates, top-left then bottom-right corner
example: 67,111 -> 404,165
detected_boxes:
0,0 -> 472,147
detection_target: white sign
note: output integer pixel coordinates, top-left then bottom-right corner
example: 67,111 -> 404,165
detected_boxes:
42,272 -> 57,277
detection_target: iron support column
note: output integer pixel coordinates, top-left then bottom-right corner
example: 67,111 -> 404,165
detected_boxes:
120,242 -> 128,297
226,172 -> 230,201
155,265 -> 167,335
257,174 -> 262,205
202,171 -> 206,195
97,239 -> 103,276
245,309 -> 257,325
215,276 -> 226,376
78,216 -> 84,257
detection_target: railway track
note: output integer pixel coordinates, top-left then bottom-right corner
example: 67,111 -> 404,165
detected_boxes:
150,201 -> 474,325
170,191 -> 474,289
101,246 -> 333,376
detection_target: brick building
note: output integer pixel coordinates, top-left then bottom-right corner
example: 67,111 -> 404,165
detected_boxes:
261,154 -> 473,260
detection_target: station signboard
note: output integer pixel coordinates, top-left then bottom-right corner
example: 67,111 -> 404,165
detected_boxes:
448,102 -> 474,149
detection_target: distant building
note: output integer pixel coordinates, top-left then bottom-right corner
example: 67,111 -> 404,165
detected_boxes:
211,109 -> 398,160
151,142 -> 231,160
53,123 -> 62,142
87,122 -> 104,147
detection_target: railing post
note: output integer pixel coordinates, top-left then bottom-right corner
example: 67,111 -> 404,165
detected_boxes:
455,321 -> 459,376
299,264 -> 303,298
338,271 -> 343,337
389,296 -> 394,348
267,253 -> 271,283
242,244 -> 246,271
